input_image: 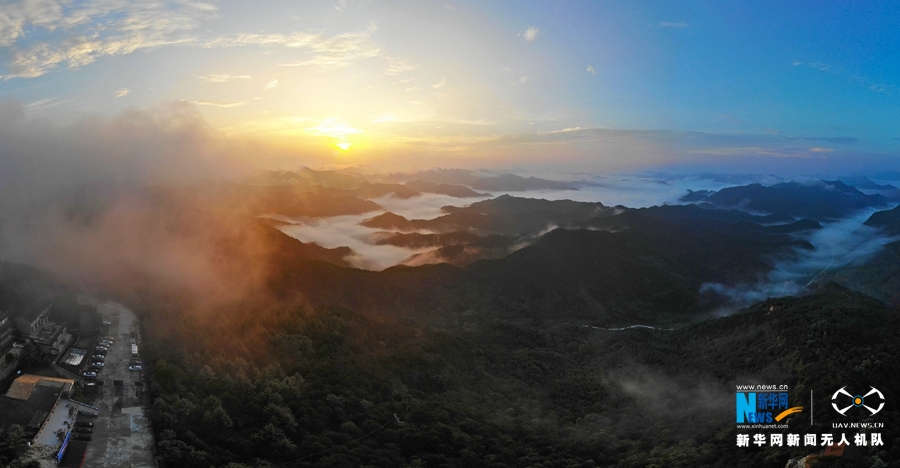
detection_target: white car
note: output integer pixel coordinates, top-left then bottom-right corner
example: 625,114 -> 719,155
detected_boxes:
91,362 -> 104,368
129,365 -> 143,371
83,371 -> 97,378
102,321 -> 111,326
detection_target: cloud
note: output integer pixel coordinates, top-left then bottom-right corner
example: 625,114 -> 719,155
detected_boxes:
432,77 -> 446,89
384,55 -> 417,75
793,61 -> 829,71
0,99 -> 249,186
265,79 -> 279,90
519,26 -> 540,43
214,27 -> 381,67
0,1 -> 211,79
0,4 -> 413,80
808,147 -> 834,153
658,21 -> 689,29
586,65 -> 596,75
869,83 -> 896,95
114,88 -> 130,98
701,209 -> 898,313
23,96 -> 71,113
199,74 -> 252,83
189,100 -> 247,108
207,25 -> 415,76
795,136 -> 857,144
545,127 -> 583,134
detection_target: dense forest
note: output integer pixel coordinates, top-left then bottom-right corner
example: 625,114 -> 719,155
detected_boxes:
135,281 -> 899,467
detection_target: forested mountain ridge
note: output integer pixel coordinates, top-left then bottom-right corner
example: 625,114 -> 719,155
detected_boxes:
138,277 -> 900,467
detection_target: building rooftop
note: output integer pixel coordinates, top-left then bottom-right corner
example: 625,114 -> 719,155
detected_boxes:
4,374 -> 74,400
0,374 -> 75,442
19,300 -> 52,323
0,385 -> 60,437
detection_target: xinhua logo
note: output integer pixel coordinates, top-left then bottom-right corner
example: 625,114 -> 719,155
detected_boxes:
832,387 -> 884,417
736,392 -> 803,424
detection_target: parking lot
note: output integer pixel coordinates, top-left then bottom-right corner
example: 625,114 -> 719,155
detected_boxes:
79,299 -> 156,468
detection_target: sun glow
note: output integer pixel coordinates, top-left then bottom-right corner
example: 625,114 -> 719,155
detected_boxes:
336,142 -> 351,151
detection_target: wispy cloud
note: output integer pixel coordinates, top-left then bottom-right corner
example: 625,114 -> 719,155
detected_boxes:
586,65 -> 596,75
545,127 -> 583,134
869,83 -> 896,95
189,100 -> 247,108
431,77 -> 446,88
114,88 -> 130,98
658,21 -> 689,29
23,96 -> 72,113
793,61 -> 829,71
207,25 -> 415,76
519,26 -> 540,43
0,1 -> 212,79
265,79 -> 279,90
793,61 -> 896,96
199,74 -> 251,83
384,55 -> 417,75
0,4 -> 412,80
794,136 -> 857,144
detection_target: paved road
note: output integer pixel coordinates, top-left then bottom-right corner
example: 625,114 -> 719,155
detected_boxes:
80,300 -> 156,468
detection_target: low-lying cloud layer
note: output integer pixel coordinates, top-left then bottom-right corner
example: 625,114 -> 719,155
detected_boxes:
701,208 -> 899,313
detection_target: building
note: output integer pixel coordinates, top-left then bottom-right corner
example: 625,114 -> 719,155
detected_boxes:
0,310 -> 14,352
14,301 -> 67,353
14,302 -> 52,336
0,374 -> 75,443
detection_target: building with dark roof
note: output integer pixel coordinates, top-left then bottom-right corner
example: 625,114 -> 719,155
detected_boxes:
14,302 -> 52,336
0,310 -> 13,352
0,374 -> 74,442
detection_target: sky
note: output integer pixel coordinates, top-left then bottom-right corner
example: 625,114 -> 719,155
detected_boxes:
0,0 -> 899,177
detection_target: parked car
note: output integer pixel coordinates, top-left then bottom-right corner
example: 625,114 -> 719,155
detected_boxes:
102,320 -> 111,325
131,339 -> 136,345
73,426 -> 92,433
129,365 -> 143,371
95,346 -> 108,352
91,361 -> 104,368
74,422 -> 93,428
83,371 -> 97,377
72,433 -> 92,441
92,355 -> 105,361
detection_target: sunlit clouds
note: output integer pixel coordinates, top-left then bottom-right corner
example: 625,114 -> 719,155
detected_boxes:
0,1 -> 897,174
199,74 -> 252,83
190,100 -> 248,108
